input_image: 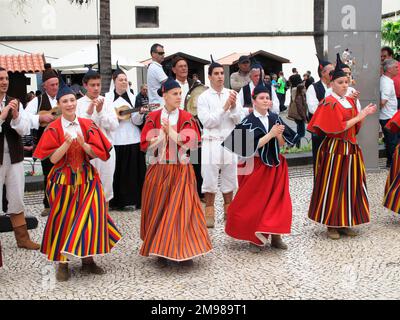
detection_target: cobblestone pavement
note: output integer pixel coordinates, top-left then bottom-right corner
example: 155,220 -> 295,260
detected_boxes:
1,164 -> 400,300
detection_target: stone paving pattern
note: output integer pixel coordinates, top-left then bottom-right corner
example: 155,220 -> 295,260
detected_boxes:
1,164 -> 399,300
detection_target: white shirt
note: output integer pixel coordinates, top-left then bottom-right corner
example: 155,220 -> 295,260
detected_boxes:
326,87 -> 361,111
380,74 -> 398,120
161,106 -> 179,126
306,81 -> 329,114
331,92 -> 354,109
0,97 -> 30,153
104,91 -> 144,146
238,81 -> 280,115
253,109 -> 269,132
197,87 -> 244,141
61,115 -> 82,139
76,95 -> 118,143
147,61 -> 168,105
177,80 -> 189,110
25,93 -> 58,129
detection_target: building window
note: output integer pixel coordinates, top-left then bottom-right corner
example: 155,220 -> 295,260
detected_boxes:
136,7 -> 159,28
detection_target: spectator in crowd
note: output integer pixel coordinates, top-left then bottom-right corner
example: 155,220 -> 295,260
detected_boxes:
288,84 -> 308,148
192,73 -> 202,84
276,71 -> 287,112
264,74 -> 272,86
230,55 -> 251,92
380,58 -> 399,167
381,46 -> 400,110
135,84 -> 149,108
271,73 -> 278,90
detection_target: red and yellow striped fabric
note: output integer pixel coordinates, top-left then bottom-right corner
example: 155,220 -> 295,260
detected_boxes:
383,144 -> 400,214
41,163 -> 121,262
140,163 -> 212,261
308,138 -> 370,227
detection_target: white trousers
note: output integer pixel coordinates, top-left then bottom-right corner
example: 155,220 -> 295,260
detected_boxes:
90,147 -> 116,202
0,153 -> 25,215
201,139 -> 238,194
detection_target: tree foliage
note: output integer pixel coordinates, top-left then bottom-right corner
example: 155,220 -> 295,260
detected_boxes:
382,19 -> 400,59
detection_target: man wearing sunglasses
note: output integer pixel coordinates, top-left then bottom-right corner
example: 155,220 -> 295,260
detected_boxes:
147,43 -> 168,106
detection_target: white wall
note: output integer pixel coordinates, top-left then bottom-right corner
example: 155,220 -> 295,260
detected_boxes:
0,0 -> 314,36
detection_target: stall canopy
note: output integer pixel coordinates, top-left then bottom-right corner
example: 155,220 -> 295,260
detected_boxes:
51,46 -> 144,71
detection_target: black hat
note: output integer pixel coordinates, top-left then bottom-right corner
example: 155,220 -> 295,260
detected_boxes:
330,54 -> 347,81
250,56 -> 262,70
112,61 -> 126,79
238,55 -> 250,64
208,55 -> 223,75
252,67 -> 271,98
82,66 -> 100,82
157,77 -> 181,97
42,63 -> 58,83
56,76 -> 75,101
317,55 -> 332,72
336,53 -> 350,70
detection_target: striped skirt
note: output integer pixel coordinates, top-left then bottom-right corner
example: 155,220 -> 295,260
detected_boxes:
140,164 -> 212,261
383,144 -> 400,214
308,138 -> 370,227
41,164 -> 122,262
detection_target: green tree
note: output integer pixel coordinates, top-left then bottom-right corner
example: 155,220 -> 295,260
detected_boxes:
382,19 -> 400,59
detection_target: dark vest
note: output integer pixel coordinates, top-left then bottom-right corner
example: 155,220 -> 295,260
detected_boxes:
243,82 -> 272,108
312,81 -> 326,103
35,93 -> 54,142
0,96 -> 24,165
307,80 -> 326,123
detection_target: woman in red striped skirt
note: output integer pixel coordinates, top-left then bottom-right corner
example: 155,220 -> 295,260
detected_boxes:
140,78 -> 212,266
383,110 -> 400,213
307,55 -> 377,240
33,79 -> 121,281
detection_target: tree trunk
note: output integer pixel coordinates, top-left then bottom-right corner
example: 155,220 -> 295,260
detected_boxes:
314,0 -> 325,58
99,0 -> 112,94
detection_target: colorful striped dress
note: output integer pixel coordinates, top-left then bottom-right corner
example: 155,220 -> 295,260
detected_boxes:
139,108 -> 212,261
307,95 -> 370,227
33,117 -> 122,262
383,110 -> 400,214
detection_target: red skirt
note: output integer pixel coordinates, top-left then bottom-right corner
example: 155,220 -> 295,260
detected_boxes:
226,156 -> 292,245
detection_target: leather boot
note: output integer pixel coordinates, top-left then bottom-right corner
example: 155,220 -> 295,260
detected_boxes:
205,206 -> 215,228
56,263 -> 70,282
81,261 -> 106,275
223,203 -> 230,221
10,213 -> 40,250
271,235 -> 288,250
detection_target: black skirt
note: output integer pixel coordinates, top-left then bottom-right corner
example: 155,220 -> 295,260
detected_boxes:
110,143 -> 146,208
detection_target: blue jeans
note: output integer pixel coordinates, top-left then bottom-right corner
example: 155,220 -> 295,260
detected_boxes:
294,120 -> 305,148
380,119 -> 399,166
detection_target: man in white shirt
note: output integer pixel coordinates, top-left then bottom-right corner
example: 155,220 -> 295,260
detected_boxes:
238,65 -> 280,114
76,69 -> 118,210
0,67 -> 40,250
230,55 -> 251,92
380,58 -> 399,167
197,59 -> 243,228
147,43 -> 168,106
25,63 -> 59,216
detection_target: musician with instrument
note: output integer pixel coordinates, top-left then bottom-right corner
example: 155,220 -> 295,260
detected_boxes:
197,56 -> 244,228
77,68 -> 118,212
0,67 -> 40,253
172,55 -> 204,201
105,66 -> 147,210
25,63 -> 59,217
